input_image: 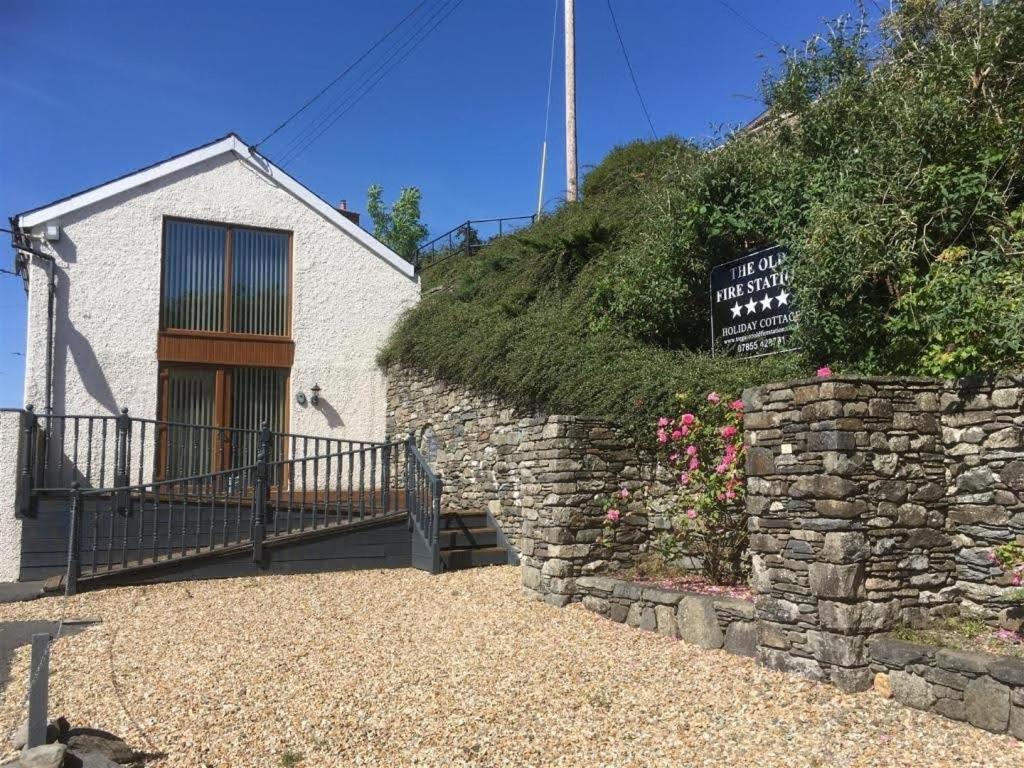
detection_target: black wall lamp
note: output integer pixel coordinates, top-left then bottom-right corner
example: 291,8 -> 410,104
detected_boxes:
310,383 -> 321,407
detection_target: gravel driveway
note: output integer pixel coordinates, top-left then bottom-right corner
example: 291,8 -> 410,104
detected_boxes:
0,566 -> 1020,767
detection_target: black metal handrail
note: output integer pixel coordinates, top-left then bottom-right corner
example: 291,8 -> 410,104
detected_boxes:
414,215 -> 536,272
17,406 -> 389,513
405,434 -> 441,574
63,424 -> 405,593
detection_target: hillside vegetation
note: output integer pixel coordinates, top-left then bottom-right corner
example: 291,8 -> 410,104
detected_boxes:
381,0 -> 1024,439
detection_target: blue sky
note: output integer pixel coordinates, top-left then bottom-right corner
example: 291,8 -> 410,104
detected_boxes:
0,0 -> 864,407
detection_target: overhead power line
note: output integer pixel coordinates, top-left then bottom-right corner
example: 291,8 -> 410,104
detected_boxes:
714,0 -> 783,49
278,0 -> 466,166
254,0 -> 432,149
536,0 -> 560,216
605,0 -> 657,140
277,0 -> 457,163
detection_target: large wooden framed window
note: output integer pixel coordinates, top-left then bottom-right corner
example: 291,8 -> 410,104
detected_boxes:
161,218 -> 291,336
156,217 -> 294,477
158,364 -> 290,477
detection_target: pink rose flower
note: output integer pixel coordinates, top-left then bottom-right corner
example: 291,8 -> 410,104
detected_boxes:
680,472 -> 689,485
618,488 -> 630,500
729,399 -> 744,411
726,490 -> 736,500
605,508 -> 621,523
817,366 -> 832,378
658,417 -> 671,427
670,429 -> 683,440
688,457 -> 700,471
707,392 -> 721,404
681,413 -> 695,426
721,425 -> 737,438
657,430 -> 668,444
685,445 -> 698,457
686,508 -> 697,519
680,425 -> 690,437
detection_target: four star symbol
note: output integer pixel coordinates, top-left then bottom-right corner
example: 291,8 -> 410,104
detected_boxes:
730,291 -> 792,317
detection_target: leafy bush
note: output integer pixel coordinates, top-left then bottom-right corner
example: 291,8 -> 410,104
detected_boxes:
381,0 -> 1024,439
651,393 -> 748,585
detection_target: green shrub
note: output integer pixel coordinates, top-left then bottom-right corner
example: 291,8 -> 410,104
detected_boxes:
381,0 -> 1024,439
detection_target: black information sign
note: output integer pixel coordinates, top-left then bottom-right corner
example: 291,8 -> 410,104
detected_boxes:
710,245 -> 798,357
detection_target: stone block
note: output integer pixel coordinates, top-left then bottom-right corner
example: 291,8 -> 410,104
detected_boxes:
936,648 -> 995,675
889,670 -> 934,710
723,621 -> 756,657
746,447 -> 776,476
805,431 -> 857,452
655,605 -> 678,638
808,630 -> 865,667
820,532 -> 869,564
808,562 -> 864,599
957,467 -> 996,493
678,596 -> 724,649
988,657 -> 1024,687
791,475 -> 859,500
831,665 -> 873,693
758,648 -> 827,681
582,595 -> 609,615
965,677 -> 1010,733
934,697 -> 967,722
814,499 -> 866,519
1011,704 -> 1024,740
869,637 -> 933,668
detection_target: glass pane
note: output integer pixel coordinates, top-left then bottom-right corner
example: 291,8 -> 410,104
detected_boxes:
164,368 -> 216,478
231,367 -> 288,467
162,221 -> 226,331
231,229 -> 289,336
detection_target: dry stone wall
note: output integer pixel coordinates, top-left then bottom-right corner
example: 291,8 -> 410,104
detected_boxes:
744,375 -> 1024,692
386,368 -> 666,603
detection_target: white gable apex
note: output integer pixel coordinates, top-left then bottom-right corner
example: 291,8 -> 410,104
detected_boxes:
14,133 -> 416,279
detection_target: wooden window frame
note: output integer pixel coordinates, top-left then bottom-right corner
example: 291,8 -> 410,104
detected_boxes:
158,216 -> 296,369
157,363 -> 292,477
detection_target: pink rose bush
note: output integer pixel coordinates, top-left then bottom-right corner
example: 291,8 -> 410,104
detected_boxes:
653,393 -> 748,585
992,542 -> 1024,591
598,488 -> 631,545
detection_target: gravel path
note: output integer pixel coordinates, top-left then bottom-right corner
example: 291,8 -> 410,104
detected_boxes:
0,566 -> 1021,767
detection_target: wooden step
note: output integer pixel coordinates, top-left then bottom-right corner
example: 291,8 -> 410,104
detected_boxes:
441,546 -> 509,570
438,527 -> 498,550
439,511 -> 489,529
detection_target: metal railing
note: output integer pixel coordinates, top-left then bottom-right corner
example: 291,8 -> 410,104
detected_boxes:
17,406 -> 388,515
405,434 -> 441,574
414,215 -> 536,273
57,424 -> 442,591
63,424 -> 408,592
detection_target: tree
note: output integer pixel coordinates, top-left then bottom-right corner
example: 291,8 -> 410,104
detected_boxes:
366,184 -> 428,261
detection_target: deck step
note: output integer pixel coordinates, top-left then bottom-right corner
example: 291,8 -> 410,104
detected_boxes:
439,511 -> 489,529
438,527 -> 497,549
442,546 -> 509,570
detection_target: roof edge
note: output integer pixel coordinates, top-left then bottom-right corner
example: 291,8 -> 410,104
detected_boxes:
13,133 -> 416,279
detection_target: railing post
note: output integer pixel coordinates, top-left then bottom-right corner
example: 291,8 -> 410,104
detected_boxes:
27,633 -> 51,749
381,443 -> 391,513
431,476 -> 442,575
18,404 -> 37,518
252,421 -> 270,566
66,483 -> 81,596
404,433 -> 415,530
114,407 -> 130,515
